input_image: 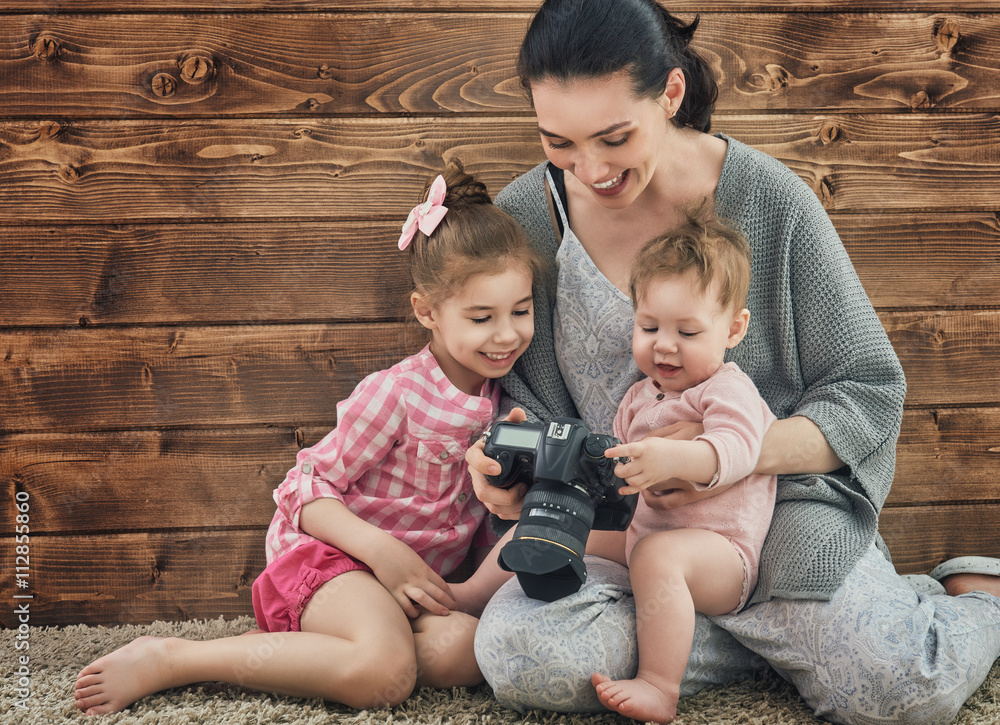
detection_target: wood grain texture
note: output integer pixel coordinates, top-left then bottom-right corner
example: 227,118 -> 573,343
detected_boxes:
3,414 -> 999,535
890,408 -> 1000,505
2,2 -> 998,13
3,312 -> 999,435
885,310 -> 1000,407
3,499 -> 998,626
2,0 -> 999,630
880,503 -> 1000,574
0,222 -> 412,327
0,530 -> 264,627
839,212 -> 1000,310
1,213 -> 997,329
0,428 -> 303,532
2,13 -> 997,117
0,323 -> 427,433
2,115 -> 1000,223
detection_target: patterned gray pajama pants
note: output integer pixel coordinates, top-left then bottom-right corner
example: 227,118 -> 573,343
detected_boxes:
475,547 -> 1000,724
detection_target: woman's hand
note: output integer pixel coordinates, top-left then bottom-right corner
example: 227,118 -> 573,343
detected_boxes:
369,536 -> 457,618
467,407 -> 529,520
639,483 -> 730,510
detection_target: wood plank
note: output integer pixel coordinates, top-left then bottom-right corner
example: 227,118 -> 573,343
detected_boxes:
0,222 -> 413,327
0,428 -> 301,532
3,13 -> 999,117
2,2 -> 998,13
840,212 -> 1000,310
3,413 -> 999,534
885,310 -> 1000,407
3,311 -> 1000,433
0,323 -> 427,433
0,530 -> 265,627
719,114 -> 1000,213
1,213 -> 997,328
890,408 -> 1000,506
0,117 -> 544,222
1,116 -> 1000,222
880,503 -> 1000,574
3,501 -> 997,626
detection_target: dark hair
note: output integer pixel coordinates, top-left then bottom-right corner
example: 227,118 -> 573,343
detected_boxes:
630,204 -> 751,312
406,160 -> 545,307
517,0 -> 717,133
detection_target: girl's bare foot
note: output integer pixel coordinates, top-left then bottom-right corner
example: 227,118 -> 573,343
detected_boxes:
592,671 -> 677,724
74,636 -> 183,715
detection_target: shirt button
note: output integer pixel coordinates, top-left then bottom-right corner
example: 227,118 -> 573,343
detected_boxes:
656,393 -> 664,401
301,462 -> 313,474
439,451 -> 449,460
457,492 -> 467,502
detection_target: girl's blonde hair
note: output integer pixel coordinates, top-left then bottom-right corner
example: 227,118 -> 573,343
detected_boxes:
630,205 -> 751,312
405,160 -> 545,306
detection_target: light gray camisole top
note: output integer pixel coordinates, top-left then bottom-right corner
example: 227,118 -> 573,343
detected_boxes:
547,168 -> 644,437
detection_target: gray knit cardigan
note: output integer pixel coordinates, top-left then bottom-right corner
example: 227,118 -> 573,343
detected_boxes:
494,135 -> 907,604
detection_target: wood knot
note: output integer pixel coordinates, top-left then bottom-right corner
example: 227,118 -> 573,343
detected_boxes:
766,65 -> 790,92
936,19 -> 960,54
59,165 -> 80,183
32,35 -> 61,61
305,97 -> 321,110
317,64 -> 333,79
819,123 -> 839,144
179,54 -> 214,85
38,120 -> 63,140
151,72 -> 178,98
910,91 -> 933,110
818,177 -> 834,205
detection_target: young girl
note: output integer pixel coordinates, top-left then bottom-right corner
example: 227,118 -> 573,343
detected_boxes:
73,162 -> 545,715
589,212 -> 776,723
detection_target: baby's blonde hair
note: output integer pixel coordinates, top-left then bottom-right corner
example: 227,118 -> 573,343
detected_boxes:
406,160 -> 545,307
629,205 -> 751,312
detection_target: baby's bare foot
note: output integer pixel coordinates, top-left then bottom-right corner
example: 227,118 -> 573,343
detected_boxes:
592,671 -> 677,724
942,573 -> 1000,598
75,636 -> 181,715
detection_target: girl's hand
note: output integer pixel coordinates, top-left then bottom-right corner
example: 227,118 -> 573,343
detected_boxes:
370,537 -> 457,618
467,407 -> 529,520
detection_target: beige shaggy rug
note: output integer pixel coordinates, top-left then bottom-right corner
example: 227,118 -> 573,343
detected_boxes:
2,616 -> 998,724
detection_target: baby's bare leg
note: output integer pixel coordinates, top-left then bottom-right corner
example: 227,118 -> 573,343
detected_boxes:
75,571 -> 415,715
593,529 -> 745,724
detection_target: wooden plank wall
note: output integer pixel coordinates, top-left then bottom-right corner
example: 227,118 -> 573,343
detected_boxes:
1,1 -> 999,627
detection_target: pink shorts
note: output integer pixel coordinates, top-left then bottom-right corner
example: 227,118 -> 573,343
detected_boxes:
251,539 -> 373,632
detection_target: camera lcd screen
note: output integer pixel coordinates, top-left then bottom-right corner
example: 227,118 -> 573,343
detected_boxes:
493,426 -> 541,449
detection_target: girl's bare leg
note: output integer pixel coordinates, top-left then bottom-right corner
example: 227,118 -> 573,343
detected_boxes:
592,529 -> 745,724
412,609 -> 482,688
74,570 -> 415,715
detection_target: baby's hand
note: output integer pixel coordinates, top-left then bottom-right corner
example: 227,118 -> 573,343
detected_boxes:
605,439 -> 676,494
370,538 -> 456,618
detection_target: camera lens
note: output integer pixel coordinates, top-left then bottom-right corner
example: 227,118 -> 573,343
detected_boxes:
498,482 -> 596,601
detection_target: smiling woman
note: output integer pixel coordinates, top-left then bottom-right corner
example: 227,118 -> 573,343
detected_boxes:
463,1 -> 1000,723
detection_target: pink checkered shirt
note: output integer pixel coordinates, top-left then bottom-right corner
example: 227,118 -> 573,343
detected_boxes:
265,345 -> 499,577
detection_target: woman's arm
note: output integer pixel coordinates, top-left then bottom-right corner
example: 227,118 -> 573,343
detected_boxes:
756,415 -> 844,476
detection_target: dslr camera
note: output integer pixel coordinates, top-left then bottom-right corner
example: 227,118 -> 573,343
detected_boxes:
483,417 -> 636,601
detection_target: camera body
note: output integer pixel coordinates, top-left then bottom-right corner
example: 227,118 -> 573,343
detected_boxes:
483,417 -> 636,601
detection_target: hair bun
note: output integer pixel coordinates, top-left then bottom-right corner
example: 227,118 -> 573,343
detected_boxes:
438,159 -> 491,206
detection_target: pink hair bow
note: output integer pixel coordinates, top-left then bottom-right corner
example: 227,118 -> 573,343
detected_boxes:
398,175 -> 449,250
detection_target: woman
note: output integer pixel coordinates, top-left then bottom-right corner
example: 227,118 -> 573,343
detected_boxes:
466,1 -> 1000,722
